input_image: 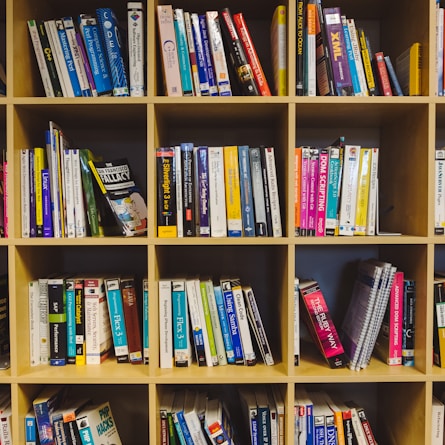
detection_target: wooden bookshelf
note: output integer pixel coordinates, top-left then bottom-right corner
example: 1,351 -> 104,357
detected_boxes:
1,0 -> 442,443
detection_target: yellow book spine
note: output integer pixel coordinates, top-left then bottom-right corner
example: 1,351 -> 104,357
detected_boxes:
223,146 -> 242,236
359,32 -> 375,92
354,148 -> 371,235
33,147 -> 46,231
271,5 -> 287,96
409,42 -> 422,96
333,410 -> 346,445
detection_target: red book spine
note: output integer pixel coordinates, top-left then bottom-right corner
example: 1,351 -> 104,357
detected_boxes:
232,12 -> 272,96
375,52 -> 393,96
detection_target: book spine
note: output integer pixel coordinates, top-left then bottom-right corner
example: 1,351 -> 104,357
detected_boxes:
143,278 -> 149,364
259,146 -> 273,237
121,277 -> 143,364
194,279 -> 213,367
37,20 -> 63,96
305,1 -> 317,96
384,55 -> 404,96
74,278 -> 85,365
96,8 -> 129,97
220,279 -> 244,364
191,13 -> 210,96
41,169 -> 53,237
34,147 -> 45,237
27,19 -> 55,97
199,281 -> 218,366
78,14 -> 113,96
199,14 -> 218,96
271,5 -> 287,95
25,411 -> 38,445
220,8 -> 259,96
206,11 -> 232,96
315,148 -> 328,237
105,278 -> 130,363
341,15 -> 362,96
71,149 -> 86,237
374,52 -> 392,96
62,16 -> 91,96
238,145 -> 255,236
300,147 -> 311,236
207,147 -> 227,237
296,0 -> 305,95
156,147 -> 177,237
389,271 -> 404,365
197,146 -> 210,236
158,279 -> 173,368
20,149 -> 30,238
29,281 -> 40,367
29,149 -> 36,237
56,19 -> 82,97
65,278 -> 76,364
181,143 -> 195,236
223,146 -> 243,237
249,147 -> 268,236
233,12 -> 271,96
358,29 -> 377,95
62,148 -> 75,238
323,8 -> 353,96
347,18 -> 368,96
402,279 -> 416,366
127,2 -> 145,97
213,285 -> 235,363
172,280 -> 191,367
294,147 -> 302,236
409,43 -> 422,96
174,146 -> 184,237
174,9 -> 194,96
325,147 -> 340,236
307,148 -> 319,236
438,6 -> 444,96
48,277 -> 67,366
264,146 -> 282,237
184,11 -> 201,96
354,147 -> 372,236
75,31 -> 97,96
365,148 -> 379,236
38,278 -> 50,364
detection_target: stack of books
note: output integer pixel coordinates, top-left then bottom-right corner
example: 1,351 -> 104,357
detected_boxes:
159,276 -> 274,368
28,3 -> 145,98
28,275 -> 149,367
20,121 -> 148,239
296,0 -> 421,97
157,143 -> 282,238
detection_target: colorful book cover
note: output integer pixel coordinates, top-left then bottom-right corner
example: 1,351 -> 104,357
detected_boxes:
296,0 -> 305,95
341,15 -> 362,96
74,278 -> 86,365
300,147 -> 311,236
238,145 -> 255,236
315,148 -> 328,237
96,8 -> 130,96
41,169 -> 53,237
34,147 -> 46,237
158,279 -> 173,369
294,147 -> 302,236
358,28 -> 377,95
172,279 -> 192,367
307,148 -> 319,236
213,285 -> 235,364
199,281 -> 219,366
142,277 -> 149,364
396,42 -> 422,96
184,11 -> 201,95
64,278 -> 76,364
305,0 -> 316,96
325,146 -> 341,236
374,51 -> 393,96
174,8 -> 194,96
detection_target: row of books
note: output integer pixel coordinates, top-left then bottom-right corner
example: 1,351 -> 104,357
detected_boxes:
294,387 -> 377,445
21,121 -> 148,239
159,277 -> 274,368
157,5 -> 284,97
157,144 -> 282,238
160,385 -> 285,445
28,275 -> 149,367
27,386 -> 122,445
28,3 -> 145,98
299,259 -> 416,371
297,1 -> 421,96
295,142 -> 380,237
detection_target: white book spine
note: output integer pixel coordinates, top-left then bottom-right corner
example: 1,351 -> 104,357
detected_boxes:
208,146 -> 227,237
349,407 -> 369,445
347,18 -> 369,96
20,149 -> 30,238
184,11 -> 201,96
339,145 -> 360,236
432,396 -> 445,444
158,279 -> 173,368
232,283 -> 256,365
71,149 -> 87,238
365,148 -> 379,236
27,20 -> 55,97
62,16 -> 91,97
38,278 -> 50,364
306,5 -> 316,96
62,149 -> 75,238
205,280 -> 228,365
174,146 -> 184,237
44,20 -> 73,97
128,2 -> 145,97
265,147 -> 282,237
28,280 -> 40,366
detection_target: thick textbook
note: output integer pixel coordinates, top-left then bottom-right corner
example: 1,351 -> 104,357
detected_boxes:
396,42 -> 422,96
89,158 -> 148,237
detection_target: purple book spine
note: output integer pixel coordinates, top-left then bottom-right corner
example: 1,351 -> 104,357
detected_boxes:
197,146 -> 210,237
42,169 -> 54,237
29,149 -> 36,237
323,8 -> 354,96
76,31 -> 97,96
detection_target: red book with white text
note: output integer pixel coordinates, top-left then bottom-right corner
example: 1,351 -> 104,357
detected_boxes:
374,51 -> 393,96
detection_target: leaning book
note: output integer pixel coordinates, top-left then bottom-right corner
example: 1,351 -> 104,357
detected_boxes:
88,158 -> 148,236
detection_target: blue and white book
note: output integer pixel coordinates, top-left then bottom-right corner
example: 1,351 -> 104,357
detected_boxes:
191,13 -> 210,96
196,146 -> 210,237
172,279 -> 192,367
199,14 -> 218,96
174,9 -> 194,96
78,14 -> 113,96
25,409 -> 38,445
238,145 -> 255,236
96,8 -> 130,96
213,285 -> 235,364
341,15 -> 362,96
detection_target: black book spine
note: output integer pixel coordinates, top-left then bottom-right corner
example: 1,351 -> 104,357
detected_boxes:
296,0 -> 305,95
259,146 -> 273,237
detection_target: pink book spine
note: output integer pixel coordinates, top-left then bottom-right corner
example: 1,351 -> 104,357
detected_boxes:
300,148 -> 310,236
307,149 -> 319,235
3,158 -> 7,238
389,271 -> 404,364
316,149 -> 329,237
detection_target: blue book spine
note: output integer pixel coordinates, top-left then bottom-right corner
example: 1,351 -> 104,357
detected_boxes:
238,145 -> 255,236
341,17 -> 361,96
56,21 -> 82,97
199,14 -> 218,96
29,149 -> 36,238
65,279 -> 76,364
96,8 -> 129,96
78,425 -> 94,445
78,15 -> 113,96
384,55 -> 404,96
25,412 -> 37,445
172,281 -> 190,366
143,279 -> 149,364
174,9 -> 194,96
197,146 -> 210,237
213,285 -> 235,363
176,411 -> 194,445
41,169 -> 53,238
191,13 -> 210,96
220,279 -> 244,364
105,279 -> 129,363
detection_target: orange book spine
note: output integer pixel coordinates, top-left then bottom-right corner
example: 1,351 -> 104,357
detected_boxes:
233,12 -> 272,96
